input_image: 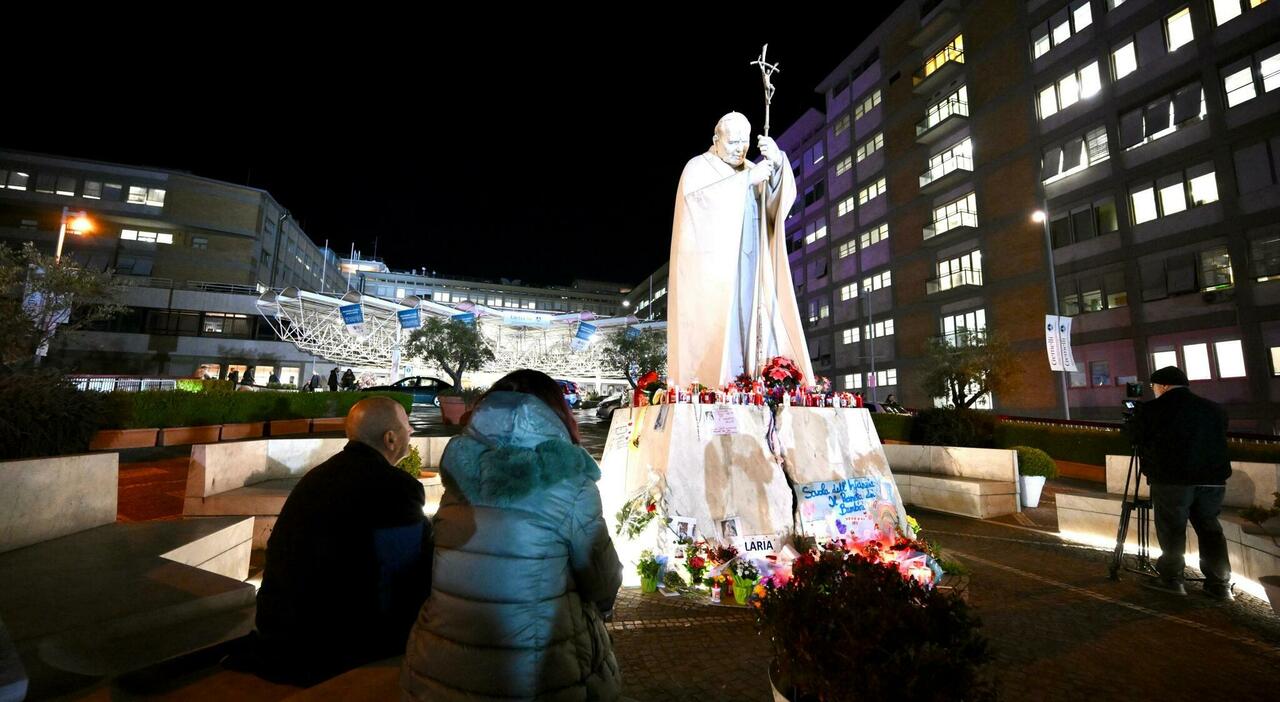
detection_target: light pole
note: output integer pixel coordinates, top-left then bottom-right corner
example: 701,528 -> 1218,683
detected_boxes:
55,207 -> 93,263
1032,208 -> 1071,420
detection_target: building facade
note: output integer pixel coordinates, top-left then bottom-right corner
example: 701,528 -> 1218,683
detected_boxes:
779,0 -> 1280,432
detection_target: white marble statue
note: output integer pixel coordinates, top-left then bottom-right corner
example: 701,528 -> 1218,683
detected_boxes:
666,112 -> 814,388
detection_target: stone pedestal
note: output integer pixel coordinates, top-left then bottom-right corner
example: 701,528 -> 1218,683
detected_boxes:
598,404 -> 905,584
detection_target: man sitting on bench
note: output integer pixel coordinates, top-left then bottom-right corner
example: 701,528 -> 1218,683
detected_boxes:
247,396 -> 432,685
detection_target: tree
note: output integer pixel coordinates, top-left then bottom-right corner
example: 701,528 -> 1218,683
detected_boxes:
402,317 -> 495,388
599,328 -> 667,389
0,243 -> 125,369
919,329 -> 1021,409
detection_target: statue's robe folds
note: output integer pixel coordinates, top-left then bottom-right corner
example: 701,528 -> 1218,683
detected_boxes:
667,151 -> 814,387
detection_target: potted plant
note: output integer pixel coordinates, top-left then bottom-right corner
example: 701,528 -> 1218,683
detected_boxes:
438,386 -> 488,426
684,539 -> 707,588
756,543 -> 993,701
403,318 -> 495,425
637,550 -> 661,593
1012,445 -> 1057,508
398,444 -> 424,479
731,558 -> 759,605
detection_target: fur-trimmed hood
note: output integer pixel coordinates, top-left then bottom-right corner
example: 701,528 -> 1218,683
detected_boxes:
440,391 -> 600,506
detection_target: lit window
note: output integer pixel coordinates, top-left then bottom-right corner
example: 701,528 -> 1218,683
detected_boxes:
843,374 -> 861,389
840,283 -> 858,301
856,133 -> 884,162
1130,186 -> 1158,224
1188,170 -> 1219,206
1039,86 -> 1059,118
860,223 -> 889,248
1215,340 -> 1246,377
837,196 -> 855,217
157,233 -> 174,245
120,229 -> 138,240
1262,51 -> 1280,93
7,171 -> 29,190
1270,346 -> 1280,376
146,188 -> 165,207
1183,343 -> 1212,380
1166,7 -> 1194,53
1073,0 -> 1093,32
1113,41 -> 1138,80
841,327 -> 861,344
83,181 -> 102,199
1152,350 -> 1179,369
1223,65 -> 1257,107
854,90 -> 882,120
838,240 -> 856,259
857,178 -> 886,205
835,156 -> 853,177
1200,247 -> 1234,290
862,271 -> 892,291
834,114 -> 851,135
1033,34 -> 1051,60
127,186 -> 148,204
1214,0 -> 1243,23
1159,179 -> 1187,216
1079,62 -> 1102,98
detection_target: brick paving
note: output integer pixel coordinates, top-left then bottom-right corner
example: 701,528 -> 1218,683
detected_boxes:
113,420 -> 1280,700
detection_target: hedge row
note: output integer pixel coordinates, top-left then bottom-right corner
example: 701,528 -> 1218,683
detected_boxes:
99,390 -> 413,429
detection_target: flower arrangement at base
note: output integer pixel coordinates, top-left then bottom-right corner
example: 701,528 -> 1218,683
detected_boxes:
733,372 -> 754,393
754,542 -> 994,702
635,370 -> 664,406
614,493 -> 660,540
636,550 -> 661,593
683,539 -> 708,586
730,558 -> 759,604
761,356 -> 804,405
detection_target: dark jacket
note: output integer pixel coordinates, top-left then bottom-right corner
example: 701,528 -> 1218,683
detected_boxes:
255,441 -> 432,685
401,392 -> 623,702
1135,387 -> 1231,485
328,369 -> 339,391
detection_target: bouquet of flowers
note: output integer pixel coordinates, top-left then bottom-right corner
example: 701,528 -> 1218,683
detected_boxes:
733,372 -> 754,393
684,539 -> 708,585
761,356 -> 804,404
812,376 -> 832,395
614,493 -> 660,539
635,370 -> 664,405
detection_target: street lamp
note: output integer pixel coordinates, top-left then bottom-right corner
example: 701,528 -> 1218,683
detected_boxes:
56,207 -> 93,263
622,300 -> 630,308
1032,208 -> 1071,420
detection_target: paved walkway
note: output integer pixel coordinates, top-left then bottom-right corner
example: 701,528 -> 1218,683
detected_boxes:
109,418 -> 1280,700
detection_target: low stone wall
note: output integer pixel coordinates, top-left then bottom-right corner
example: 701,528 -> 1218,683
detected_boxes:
0,453 -> 119,554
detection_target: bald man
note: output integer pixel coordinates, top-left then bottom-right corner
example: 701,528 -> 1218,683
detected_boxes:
252,397 -> 432,685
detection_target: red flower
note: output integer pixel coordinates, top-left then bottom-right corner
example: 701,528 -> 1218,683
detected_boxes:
637,371 -> 659,389
646,502 -> 656,513
690,556 -> 705,569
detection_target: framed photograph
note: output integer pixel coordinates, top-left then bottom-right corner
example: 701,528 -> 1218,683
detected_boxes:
670,516 -> 698,541
719,516 -> 742,541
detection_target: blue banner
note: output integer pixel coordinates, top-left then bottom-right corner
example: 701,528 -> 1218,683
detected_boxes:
397,308 -> 421,329
570,321 -> 597,352
339,303 -> 364,326
451,312 -> 476,326
624,326 -> 641,340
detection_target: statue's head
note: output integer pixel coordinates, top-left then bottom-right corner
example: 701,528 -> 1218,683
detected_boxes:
711,112 -> 751,168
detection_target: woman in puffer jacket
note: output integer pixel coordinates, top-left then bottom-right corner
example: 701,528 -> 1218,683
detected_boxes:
402,369 -> 623,701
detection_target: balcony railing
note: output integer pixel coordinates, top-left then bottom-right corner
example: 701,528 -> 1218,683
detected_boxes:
926,268 -> 983,294
933,329 -> 988,347
916,98 -> 968,136
919,154 -> 973,188
914,47 -> 964,87
923,211 -> 978,240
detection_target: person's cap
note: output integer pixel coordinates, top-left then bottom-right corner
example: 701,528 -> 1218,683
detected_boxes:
1149,366 -> 1189,386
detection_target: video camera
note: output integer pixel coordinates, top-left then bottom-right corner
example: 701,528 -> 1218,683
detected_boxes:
1122,382 -> 1144,420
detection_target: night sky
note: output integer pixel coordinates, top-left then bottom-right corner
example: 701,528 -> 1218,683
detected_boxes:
8,15 -> 896,287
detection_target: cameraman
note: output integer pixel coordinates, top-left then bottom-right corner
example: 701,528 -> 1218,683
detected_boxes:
1131,367 -> 1233,600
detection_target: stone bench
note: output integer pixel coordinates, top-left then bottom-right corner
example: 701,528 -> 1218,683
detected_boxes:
882,445 -> 1021,519
1057,458 -> 1280,600
0,517 -> 255,699
184,437 -> 451,548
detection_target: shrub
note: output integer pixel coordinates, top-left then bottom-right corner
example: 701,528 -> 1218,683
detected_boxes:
1011,445 -> 1058,479
0,372 -> 109,459
909,408 -> 996,448
993,422 -> 1127,465
870,413 -> 913,442
399,444 -> 423,478
100,390 -> 413,429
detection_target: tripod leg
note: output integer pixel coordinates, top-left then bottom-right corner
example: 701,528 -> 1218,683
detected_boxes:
1110,502 -> 1132,580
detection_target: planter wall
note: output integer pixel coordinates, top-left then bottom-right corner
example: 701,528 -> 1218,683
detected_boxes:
440,397 -> 466,425
269,419 -> 311,436
220,422 -> 265,441
310,417 -> 346,433
161,425 -> 222,447
89,428 -> 158,451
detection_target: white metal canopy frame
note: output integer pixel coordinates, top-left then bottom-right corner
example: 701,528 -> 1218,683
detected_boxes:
255,287 -> 664,380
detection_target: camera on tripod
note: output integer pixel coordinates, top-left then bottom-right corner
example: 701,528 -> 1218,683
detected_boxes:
1122,382 -> 1144,420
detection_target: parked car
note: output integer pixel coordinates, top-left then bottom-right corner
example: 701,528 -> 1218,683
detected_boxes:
556,379 -> 581,408
596,393 -> 625,421
366,376 -> 452,406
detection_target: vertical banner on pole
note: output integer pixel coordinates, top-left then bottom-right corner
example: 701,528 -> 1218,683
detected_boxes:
1045,315 -> 1064,372
340,303 -> 366,337
570,322 -> 597,352
1058,316 -> 1077,372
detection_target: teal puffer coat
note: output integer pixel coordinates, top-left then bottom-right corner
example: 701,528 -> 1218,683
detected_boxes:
401,392 -> 623,701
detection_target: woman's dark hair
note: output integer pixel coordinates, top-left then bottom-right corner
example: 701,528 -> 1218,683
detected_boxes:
472,369 -> 580,444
